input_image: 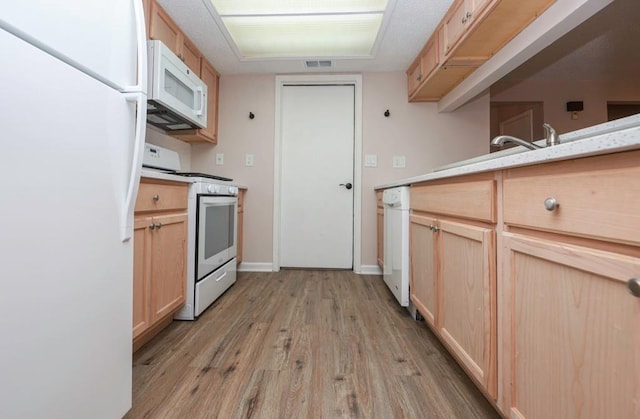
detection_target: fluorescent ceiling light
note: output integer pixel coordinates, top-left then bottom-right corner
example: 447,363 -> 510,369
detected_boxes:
210,0 -> 389,59
212,0 -> 388,15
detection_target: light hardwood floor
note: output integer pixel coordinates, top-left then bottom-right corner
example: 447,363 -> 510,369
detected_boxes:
126,270 -> 499,418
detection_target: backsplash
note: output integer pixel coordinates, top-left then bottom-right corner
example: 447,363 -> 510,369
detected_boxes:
145,125 -> 192,171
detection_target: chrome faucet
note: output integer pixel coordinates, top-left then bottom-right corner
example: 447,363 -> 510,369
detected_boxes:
543,123 -> 559,146
491,123 -> 560,150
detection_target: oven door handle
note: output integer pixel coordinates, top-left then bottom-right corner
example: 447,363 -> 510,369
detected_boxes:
214,271 -> 227,282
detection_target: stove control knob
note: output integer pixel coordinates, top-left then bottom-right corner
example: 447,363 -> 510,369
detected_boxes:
208,184 -> 219,194
229,186 -> 239,195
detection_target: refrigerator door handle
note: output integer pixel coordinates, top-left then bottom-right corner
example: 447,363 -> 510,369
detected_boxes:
123,0 -> 147,94
122,92 -> 147,242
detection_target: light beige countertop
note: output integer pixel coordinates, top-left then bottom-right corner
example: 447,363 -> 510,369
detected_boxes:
141,169 -> 193,183
375,115 -> 640,189
141,169 -> 248,189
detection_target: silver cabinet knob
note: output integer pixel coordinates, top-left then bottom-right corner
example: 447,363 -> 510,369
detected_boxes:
628,278 -> 640,298
149,224 -> 156,230
428,224 -> 440,232
152,194 -> 160,201
544,197 -> 559,211
156,222 -> 162,229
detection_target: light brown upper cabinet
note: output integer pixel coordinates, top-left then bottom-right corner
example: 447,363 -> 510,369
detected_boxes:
408,0 -> 556,102
148,1 -> 202,76
145,0 -> 220,144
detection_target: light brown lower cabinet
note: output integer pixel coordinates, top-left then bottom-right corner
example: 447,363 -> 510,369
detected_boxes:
500,151 -> 640,418
376,190 -> 384,270
410,173 -> 498,401
438,220 -> 496,399
410,213 -> 497,399
503,233 -> 640,419
409,214 -> 438,327
406,150 -> 640,417
237,189 -> 245,264
133,179 -> 187,351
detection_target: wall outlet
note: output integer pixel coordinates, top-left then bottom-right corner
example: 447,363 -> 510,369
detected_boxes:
245,154 -> 254,166
364,154 -> 377,167
215,153 -> 224,165
392,155 -> 406,168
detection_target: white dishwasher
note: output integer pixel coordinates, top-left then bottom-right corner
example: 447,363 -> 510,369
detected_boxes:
382,187 -> 411,308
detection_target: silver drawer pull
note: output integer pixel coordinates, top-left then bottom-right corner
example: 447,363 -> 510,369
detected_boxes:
628,278 -> 640,298
544,197 -> 559,211
152,194 -> 160,201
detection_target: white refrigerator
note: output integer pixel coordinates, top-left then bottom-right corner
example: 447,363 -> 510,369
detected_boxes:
0,1 -> 146,417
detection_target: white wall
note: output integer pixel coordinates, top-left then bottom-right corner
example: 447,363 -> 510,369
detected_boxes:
491,79 -> 639,134
191,72 -> 490,268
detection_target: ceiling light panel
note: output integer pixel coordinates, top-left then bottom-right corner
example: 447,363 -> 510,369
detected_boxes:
209,0 -> 390,59
211,0 -> 388,15
222,14 -> 384,58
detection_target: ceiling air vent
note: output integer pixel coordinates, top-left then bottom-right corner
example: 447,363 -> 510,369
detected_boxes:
305,60 -> 333,69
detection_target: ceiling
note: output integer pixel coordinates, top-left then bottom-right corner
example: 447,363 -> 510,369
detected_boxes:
499,0 -> 640,82
155,0 -> 453,74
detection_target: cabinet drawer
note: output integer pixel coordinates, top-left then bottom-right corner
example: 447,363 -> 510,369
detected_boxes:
503,153 -> 640,245
411,178 -> 496,223
135,180 -> 188,213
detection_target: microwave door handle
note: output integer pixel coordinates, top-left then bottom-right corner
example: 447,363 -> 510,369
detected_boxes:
195,86 -> 204,116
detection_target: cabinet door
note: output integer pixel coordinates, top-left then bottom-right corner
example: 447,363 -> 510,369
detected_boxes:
504,233 -> 640,419
407,60 -> 422,96
133,217 -> 152,339
149,2 -> 181,55
199,59 -> 219,142
438,220 -> 496,398
237,189 -> 244,264
150,213 -> 187,321
377,207 -> 384,269
420,33 -> 439,82
181,37 -> 201,76
410,214 -> 438,327
442,0 -> 471,55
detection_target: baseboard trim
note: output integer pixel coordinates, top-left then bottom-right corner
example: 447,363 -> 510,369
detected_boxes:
359,265 -> 382,275
238,262 -> 274,272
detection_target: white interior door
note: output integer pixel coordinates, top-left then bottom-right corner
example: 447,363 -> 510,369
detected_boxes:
280,85 -> 354,268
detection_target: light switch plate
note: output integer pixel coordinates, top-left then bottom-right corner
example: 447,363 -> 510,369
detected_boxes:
245,154 -> 254,166
215,153 -> 224,165
392,155 -> 406,168
364,154 -> 377,167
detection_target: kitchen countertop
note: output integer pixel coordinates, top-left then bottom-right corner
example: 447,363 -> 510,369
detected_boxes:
375,115 -> 640,190
141,169 -> 248,189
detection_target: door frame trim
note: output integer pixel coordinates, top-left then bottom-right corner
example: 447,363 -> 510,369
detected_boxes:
273,74 -> 363,272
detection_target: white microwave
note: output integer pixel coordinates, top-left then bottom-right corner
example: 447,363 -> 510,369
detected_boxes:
146,40 -> 207,131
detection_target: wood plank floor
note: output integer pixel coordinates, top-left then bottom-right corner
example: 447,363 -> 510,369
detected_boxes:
126,270 -> 500,418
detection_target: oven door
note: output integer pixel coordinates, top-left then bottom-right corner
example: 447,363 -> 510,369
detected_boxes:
196,195 -> 237,281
